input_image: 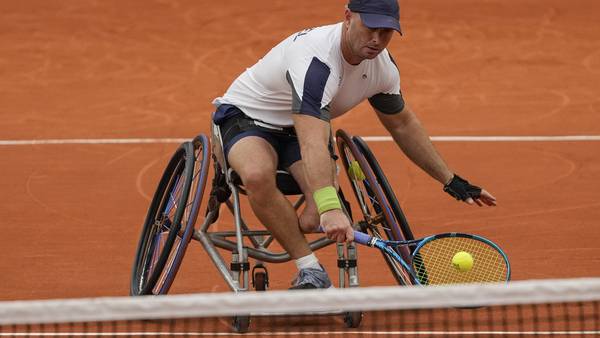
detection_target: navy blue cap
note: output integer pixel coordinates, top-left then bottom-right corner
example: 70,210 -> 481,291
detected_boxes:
348,0 -> 402,34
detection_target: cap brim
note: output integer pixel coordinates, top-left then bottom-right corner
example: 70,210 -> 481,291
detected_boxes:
359,12 -> 402,34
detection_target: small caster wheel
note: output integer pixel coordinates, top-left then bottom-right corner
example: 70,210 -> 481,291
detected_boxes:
232,315 -> 250,333
343,311 -> 363,328
252,265 -> 269,291
254,271 -> 268,291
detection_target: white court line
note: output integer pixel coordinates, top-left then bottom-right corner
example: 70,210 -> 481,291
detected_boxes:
369,135 -> 600,142
0,138 -> 189,146
2,331 -> 600,336
0,135 -> 600,146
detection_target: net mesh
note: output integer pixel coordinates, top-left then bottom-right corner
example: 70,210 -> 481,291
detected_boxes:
2,278 -> 599,337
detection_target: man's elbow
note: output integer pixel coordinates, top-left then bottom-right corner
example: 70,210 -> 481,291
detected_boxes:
379,106 -> 416,133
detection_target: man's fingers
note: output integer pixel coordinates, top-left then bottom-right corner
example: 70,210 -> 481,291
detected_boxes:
483,198 -> 497,206
332,228 -> 354,243
463,189 -> 497,207
480,190 -> 497,206
481,190 -> 496,201
325,227 -> 346,243
333,230 -> 344,243
320,210 -> 353,243
346,227 -> 354,243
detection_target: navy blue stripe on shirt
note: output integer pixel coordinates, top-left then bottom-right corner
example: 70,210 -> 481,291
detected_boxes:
298,57 -> 331,120
369,92 -> 405,115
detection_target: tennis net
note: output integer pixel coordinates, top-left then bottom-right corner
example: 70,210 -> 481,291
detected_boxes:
1,278 -> 599,337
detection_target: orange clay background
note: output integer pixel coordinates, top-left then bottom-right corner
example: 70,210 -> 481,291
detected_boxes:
1,0 -> 599,301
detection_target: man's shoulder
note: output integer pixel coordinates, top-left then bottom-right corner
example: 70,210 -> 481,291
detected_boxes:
286,23 -> 342,63
291,23 -> 341,40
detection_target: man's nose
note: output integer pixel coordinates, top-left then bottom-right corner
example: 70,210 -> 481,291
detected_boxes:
370,30 -> 383,44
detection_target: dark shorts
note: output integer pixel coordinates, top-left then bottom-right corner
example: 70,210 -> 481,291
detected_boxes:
213,105 -> 303,170
213,104 -> 336,170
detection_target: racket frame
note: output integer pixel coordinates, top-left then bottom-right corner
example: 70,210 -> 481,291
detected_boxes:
356,231 -> 511,285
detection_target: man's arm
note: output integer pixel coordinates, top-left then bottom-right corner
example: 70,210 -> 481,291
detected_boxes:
292,114 -> 334,190
376,105 -> 453,184
376,105 -> 496,206
292,114 -> 354,242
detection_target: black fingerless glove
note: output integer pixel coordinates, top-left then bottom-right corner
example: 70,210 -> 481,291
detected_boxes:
443,174 -> 482,201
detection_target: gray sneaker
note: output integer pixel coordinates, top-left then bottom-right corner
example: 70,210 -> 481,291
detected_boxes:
289,266 -> 332,289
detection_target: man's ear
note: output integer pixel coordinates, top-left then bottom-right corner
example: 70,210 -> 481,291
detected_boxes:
344,8 -> 353,27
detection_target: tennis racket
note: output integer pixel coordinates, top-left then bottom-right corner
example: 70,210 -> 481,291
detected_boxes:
352,230 -> 510,285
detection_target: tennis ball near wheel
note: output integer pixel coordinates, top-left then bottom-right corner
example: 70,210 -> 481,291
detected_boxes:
348,160 -> 365,181
452,251 -> 474,272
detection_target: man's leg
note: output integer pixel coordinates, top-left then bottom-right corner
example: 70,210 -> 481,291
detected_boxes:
227,137 -> 311,260
287,161 -> 320,233
287,158 -> 339,233
284,160 -> 337,288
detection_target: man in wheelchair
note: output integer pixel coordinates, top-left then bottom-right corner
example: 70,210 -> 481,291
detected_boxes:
210,0 -> 496,289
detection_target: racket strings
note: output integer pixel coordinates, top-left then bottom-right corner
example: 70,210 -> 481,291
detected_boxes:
412,237 -> 508,285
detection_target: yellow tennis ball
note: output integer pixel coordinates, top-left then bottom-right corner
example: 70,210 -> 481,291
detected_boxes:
348,161 -> 365,181
452,251 -> 474,272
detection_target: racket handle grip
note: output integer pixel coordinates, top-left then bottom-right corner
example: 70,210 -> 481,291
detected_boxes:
353,230 -> 372,245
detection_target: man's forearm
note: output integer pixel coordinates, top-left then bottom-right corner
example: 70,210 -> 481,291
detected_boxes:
386,112 -> 453,184
292,114 -> 335,192
299,141 -> 335,192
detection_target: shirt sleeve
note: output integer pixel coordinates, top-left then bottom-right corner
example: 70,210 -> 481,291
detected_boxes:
368,51 -> 405,115
286,56 -> 337,122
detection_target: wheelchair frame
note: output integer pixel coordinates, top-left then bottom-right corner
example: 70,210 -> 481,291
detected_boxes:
191,122 -> 360,294
130,124 -> 416,332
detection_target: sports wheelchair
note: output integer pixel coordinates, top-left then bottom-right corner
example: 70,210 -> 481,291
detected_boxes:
130,123 -> 417,332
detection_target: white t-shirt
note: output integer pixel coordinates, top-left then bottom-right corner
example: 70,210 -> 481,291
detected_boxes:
213,23 -> 403,127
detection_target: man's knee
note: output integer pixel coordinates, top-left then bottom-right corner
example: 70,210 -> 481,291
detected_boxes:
239,167 -> 277,195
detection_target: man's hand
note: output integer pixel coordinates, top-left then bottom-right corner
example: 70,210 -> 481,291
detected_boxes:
320,209 -> 354,243
298,200 -> 320,233
444,174 -> 497,206
471,189 -> 496,206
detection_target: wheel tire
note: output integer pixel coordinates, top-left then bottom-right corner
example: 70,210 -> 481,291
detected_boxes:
131,135 -> 211,295
253,271 -> 268,291
336,129 -> 414,286
352,136 -> 415,241
232,316 -> 250,333
353,136 -> 434,284
344,311 -> 363,328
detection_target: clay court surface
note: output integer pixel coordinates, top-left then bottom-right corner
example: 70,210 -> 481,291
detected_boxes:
1,0 -> 599,304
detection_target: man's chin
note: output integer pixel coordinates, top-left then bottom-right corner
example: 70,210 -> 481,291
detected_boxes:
364,51 -> 381,59
362,47 -> 382,58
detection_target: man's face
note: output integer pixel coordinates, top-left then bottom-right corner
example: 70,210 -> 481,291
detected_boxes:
345,11 -> 395,61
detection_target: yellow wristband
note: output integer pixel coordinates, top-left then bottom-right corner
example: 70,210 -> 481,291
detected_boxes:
313,186 -> 342,214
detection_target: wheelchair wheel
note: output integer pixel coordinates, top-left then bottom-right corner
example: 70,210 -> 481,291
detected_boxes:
336,129 -> 414,285
131,135 -> 211,295
252,265 -> 268,291
232,316 -> 250,333
344,311 -> 363,328
352,136 -> 415,241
